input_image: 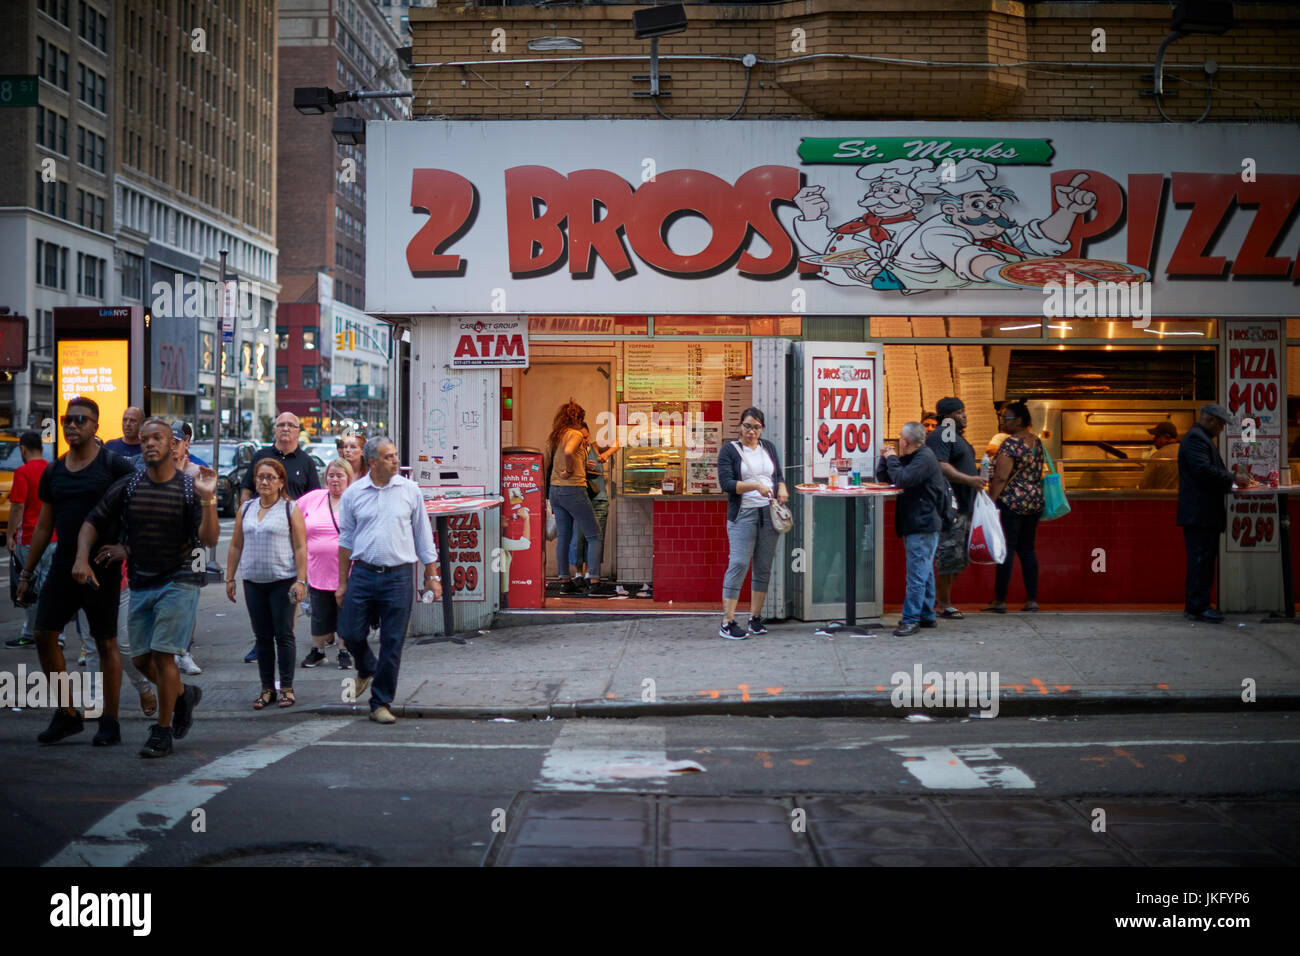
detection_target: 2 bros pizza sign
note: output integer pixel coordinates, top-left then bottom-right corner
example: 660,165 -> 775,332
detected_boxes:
369,122 -> 1300,316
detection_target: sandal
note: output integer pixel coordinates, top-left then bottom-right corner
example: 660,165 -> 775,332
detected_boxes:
139,687 -> 157,718
278,688 -> 296,708
938,607 -> 965,620
253,689 -> 276,710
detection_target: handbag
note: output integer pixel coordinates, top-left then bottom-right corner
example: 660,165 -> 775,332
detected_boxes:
545,502 -> 557,541
769,498 -> 793,534
968,490 -> 1007,564
1040,445 -> 1071,522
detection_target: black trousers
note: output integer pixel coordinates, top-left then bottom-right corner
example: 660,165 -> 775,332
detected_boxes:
1182,525 -> 1221,614
994,504 -> 1040,602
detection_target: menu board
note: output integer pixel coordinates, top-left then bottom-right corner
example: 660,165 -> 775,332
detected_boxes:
1225,320 -> 1283,553
623,342 -> 750,402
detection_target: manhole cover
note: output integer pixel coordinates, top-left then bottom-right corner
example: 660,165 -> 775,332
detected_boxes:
194,844 -> 376,867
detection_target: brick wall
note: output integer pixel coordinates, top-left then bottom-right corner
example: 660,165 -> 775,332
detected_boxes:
409,1 -> 1299,122
652,498 -> 746,604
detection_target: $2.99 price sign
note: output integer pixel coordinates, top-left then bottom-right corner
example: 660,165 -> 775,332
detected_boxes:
1228,498 -> 1277,551
444,512 -> 485,601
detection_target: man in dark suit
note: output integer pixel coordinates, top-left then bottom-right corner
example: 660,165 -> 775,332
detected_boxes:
1177,403 -> 1251,623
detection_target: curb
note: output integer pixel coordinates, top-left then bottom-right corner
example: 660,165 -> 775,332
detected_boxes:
309,690 -> 1300,721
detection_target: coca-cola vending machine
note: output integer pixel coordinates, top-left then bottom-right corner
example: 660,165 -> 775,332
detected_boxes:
500,447 -> 544,608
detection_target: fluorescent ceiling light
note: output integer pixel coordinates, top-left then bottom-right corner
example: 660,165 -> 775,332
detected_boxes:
1142,328 -> 1205,336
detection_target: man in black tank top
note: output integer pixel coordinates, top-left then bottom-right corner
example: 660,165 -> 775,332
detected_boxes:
16,397 -> 134,747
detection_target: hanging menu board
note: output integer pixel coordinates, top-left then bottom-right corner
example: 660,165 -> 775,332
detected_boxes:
623,342 -> 750,402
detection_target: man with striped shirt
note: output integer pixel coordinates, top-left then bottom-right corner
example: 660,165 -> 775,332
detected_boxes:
335,436 -> 441,724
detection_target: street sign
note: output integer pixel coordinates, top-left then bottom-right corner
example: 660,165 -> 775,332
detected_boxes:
0,76 -> 38,108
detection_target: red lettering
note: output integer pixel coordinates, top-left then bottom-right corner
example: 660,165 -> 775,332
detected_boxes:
499,334 -> 525,357
623,169 -> 749,273
1231,175 -> 1300,277
1167,173 -> 1236,276
1126,173 -> 1166,272
566,169 -> 635,277
733,165 -> 801,276
406,169 -> 475,275
817,387 -> 831,418
505,165 -> 569,276
453,335 -> 477,358
1052,169 -> 1122,258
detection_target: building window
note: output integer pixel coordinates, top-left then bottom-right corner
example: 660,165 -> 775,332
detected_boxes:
302,365 -> 318,390
78,2 -> 107,50
36,240 -> 68,290
275,365 -> 288,390
275,325 -> 289,350
76,189 -> 104,231
121,252 -> 143,300
77,65 -> 106,112
76,253 -> 104,298
303,328 -> 317,351
38,0 -> 69,25
36,106 -> 68,155
35,175 -> 68,220
37,39 -> 69,91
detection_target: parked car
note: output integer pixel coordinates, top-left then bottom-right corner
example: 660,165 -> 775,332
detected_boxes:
188,441 -> 258,516
0,436 -> 53,541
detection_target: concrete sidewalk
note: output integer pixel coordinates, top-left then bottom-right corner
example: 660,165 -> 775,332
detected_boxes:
6,585 -> 1296,719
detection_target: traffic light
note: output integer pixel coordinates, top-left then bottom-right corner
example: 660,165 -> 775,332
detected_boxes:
335,330 -> 356,351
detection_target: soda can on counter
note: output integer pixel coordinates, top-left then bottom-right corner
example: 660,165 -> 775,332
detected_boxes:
851,470 -> 861,486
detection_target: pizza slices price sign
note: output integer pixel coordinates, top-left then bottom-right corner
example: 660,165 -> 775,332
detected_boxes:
1229,497 -> 1278,551
811,357 -> 876,479
1225,321 -> 1283,493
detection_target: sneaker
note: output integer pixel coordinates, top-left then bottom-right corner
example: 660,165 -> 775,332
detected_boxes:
172,685 -> 202,740
636,584 -> 653,599
614,584 -> 631,597
719,619 -> 749,640
919,619 -> 938,629
139,724 -> 174,758
302,648 -> 328,668
4,636 -> 35,648
560,578 -> 587,595
243,644 -> 258,663
369,705 -> 397,724
92,715 -> 121,747
337,648 -> 353,669
747,616 -> 768,635
176,652 -> 202,675
588,580 -> 617,597
38,709 -> 85,745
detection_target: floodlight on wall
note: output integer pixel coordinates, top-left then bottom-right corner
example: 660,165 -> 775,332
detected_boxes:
527,36 -> 583,52
1150,0 -> 1233,121
631,4 -> 688,100
294,86 -> 414,117
332,116 -> 365,146
632,3 -> 687,40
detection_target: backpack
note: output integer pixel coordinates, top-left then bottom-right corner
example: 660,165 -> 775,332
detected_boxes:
121,469 -> 209,586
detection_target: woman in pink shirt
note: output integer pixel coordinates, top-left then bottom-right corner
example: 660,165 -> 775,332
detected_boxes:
298,459 -> 356,669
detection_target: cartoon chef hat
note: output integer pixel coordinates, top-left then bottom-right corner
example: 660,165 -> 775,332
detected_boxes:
855,158 -> 933,191
913,158 -> 999,197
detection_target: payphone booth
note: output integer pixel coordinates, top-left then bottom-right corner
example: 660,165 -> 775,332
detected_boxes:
52,307 -> 145,454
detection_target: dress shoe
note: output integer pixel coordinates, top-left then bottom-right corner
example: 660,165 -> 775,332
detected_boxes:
893,621 -> 920,637
1185,608 -> 1225,623
369,705 -> 397,724
347,675 -> 373,702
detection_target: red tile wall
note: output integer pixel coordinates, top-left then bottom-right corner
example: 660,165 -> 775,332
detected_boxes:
653,500 -> 747,604
883,498 -> 1187,605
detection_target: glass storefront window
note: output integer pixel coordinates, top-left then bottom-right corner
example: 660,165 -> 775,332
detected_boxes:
870,316 -> 1042,338
1048,318 -> 1217,340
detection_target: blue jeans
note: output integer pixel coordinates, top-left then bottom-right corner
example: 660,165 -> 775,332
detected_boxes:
340,563 -> 414,712
901,532 -> 939,624
550,485 -> 601,576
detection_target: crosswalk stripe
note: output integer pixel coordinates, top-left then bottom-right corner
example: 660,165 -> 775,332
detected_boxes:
891,745 -> 1036,790
538,721 -> 671,791
44,718 -> 352,867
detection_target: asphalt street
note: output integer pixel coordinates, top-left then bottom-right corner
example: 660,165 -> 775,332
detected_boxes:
3,711 -> 1297,867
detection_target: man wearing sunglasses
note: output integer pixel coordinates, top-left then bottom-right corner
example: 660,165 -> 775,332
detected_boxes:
16,397 -> 136,746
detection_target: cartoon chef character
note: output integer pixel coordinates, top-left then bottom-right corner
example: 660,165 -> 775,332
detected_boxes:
792,159 -> 935,288
884,159 -> 1097,292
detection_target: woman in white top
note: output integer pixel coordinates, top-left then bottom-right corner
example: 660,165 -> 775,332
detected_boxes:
225,458 -> 309,709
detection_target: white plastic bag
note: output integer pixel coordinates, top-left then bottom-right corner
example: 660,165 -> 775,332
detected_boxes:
968,490 -> 1006,565
545,502 -> 557,541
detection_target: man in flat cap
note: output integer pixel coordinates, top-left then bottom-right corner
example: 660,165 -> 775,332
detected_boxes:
1177,404 -> 1254,622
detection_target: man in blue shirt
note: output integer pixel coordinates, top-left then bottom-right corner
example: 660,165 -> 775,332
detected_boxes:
335,436 -> 441,724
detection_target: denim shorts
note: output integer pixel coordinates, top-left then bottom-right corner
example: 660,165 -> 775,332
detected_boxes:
128,578 -> 201,657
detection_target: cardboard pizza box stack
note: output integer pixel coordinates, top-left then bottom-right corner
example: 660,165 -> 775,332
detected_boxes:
883,345 -> 921,441
946,316 -> 984,337
723,376 -> 753,431
910,316 -> 947,339
955,365 -> 999,452
870,315 -> 912,338
916,345 -> 954,415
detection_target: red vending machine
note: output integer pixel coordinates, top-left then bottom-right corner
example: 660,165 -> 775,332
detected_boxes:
500,447 -> 545,609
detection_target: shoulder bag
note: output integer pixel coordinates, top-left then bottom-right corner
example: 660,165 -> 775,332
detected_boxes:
1040,445 -> 1071,522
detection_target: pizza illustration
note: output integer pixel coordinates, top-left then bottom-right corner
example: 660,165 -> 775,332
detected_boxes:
989,257 -> 1150,288
801,247 -> 878,269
